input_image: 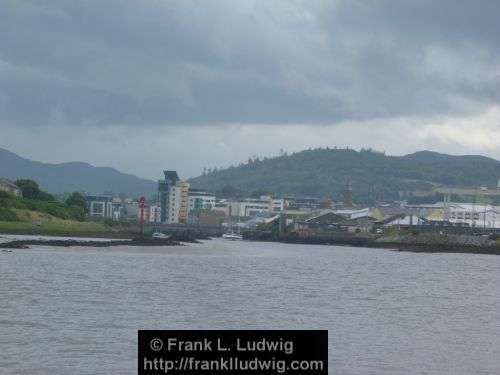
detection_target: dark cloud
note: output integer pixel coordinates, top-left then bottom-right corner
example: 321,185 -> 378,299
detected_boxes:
0,0 -> 498,127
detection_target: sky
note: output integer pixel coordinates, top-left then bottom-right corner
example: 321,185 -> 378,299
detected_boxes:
1,0 -> 499,180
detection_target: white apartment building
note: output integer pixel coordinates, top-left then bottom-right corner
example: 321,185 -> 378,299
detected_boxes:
212,199 -> 270,217
268,198 -> 285,212
165,181 -> 190,224
188,190 -> 216,211
241,200 -> 269,216
149,205 -> 161,223
447,203 -> 500,229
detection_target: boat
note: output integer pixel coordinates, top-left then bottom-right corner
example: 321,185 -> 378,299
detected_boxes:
222,214 -> 243,240
222,232 -> 243,240
152,232 -> 171,239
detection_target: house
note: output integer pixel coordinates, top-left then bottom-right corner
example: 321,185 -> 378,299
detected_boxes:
0,178 -> 22,197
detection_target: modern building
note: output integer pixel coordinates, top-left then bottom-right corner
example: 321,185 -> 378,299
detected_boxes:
158,171 -> 179,223
268,197 -> 285,212
86,195 -> 115,219
175,181 -> 190,223
158,171 -> 190,224
447,203 -> 500,229
283,197 -> 321,211
0,178 -> 22,197
188,189 -> 216,212
240,199 -> 269,217
149,205 -> 161,223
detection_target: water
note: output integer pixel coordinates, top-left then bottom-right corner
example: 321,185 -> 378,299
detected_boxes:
0,239 -> 499,374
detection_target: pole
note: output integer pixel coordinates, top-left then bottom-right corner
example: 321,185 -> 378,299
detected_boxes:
139,196 -> 145,238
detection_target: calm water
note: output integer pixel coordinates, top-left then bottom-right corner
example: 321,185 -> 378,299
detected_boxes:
0,238 -> 499,374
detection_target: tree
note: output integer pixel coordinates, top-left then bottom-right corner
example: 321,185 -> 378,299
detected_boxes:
15,179 -> 40,199
15,179 -> 39,199
251,189 -> 269,198
66,192 -> 87,209
15,179 -> 55,201
218,184 -> 243,199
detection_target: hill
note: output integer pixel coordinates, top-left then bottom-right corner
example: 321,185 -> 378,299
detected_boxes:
0,148 -> 156,196
188,148 -> 500,203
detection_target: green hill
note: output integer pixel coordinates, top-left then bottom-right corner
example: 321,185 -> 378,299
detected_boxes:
0,185 -> 120,236
0,147 -> 155,196
188,149 -> 500,203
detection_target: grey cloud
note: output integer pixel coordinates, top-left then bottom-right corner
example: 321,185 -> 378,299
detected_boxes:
0,0 -> 498,127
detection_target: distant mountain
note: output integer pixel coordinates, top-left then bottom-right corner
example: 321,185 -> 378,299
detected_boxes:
0,148 -> 156,196
189,148 -> 500,203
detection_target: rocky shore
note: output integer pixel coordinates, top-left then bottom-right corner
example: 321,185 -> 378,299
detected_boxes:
0,237 -> 189,249
243,230 -> 500,255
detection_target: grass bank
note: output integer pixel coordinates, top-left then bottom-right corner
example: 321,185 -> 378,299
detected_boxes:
0,209 -> 132,238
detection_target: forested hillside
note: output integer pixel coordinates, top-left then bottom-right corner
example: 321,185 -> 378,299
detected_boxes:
189,149 -> 500,203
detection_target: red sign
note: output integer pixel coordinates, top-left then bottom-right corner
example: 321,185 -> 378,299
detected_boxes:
139,196 -> 146,208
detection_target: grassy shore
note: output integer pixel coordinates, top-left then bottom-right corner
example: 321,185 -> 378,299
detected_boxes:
0,209 -> 132,238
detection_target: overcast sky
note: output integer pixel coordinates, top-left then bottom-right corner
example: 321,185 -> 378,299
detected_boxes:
1,0 -> 499,179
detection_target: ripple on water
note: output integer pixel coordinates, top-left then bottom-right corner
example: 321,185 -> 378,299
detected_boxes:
0,239 -> 499,375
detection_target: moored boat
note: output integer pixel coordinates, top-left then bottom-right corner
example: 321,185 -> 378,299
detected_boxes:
152,232 -> 171,239
222,232 -> 243,240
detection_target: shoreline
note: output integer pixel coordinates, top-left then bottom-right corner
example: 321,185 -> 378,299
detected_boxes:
0,230 -> 207,249
244,232 -> 500,255
2,231 -> 499,255
0,237 -> 186,249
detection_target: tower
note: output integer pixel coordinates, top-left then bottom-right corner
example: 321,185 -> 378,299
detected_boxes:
343,179 -> 353,208
158,170 -> 179,223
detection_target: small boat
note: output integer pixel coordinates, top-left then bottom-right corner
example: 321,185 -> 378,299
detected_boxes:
152,232 -> 171,239
222,232 -> 243,240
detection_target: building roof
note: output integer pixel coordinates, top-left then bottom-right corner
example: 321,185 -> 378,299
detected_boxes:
448,203 -> 500,213
383,214 -> 423,226
376,213 -> 406,225
342,216 -> 377,226
305,211 -> 345,224
188,191 -> 215,197
0,178 -> 20,189
163,170 -> 179,183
